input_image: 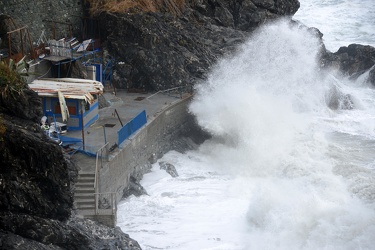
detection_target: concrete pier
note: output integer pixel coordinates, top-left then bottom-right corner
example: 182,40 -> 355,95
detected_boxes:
70,89 -> 199,227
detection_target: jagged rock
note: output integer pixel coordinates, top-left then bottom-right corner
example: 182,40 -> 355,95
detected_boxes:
0,113 -> 72,220
149,153 -> 158,164
369,67 -> 375,85
214,5 -> 234,27
101,11 -> 245,91
326,85 -> 354,110
0,86 -> 42,123
0,229 -> 64,250
321,44 -> 375,85
131,162 -> 152,182
0,212 -> 141,250
197,0 -> 300,31
99,0 -> 300,91
159,161 -> 179,177
123,176 -> 148,198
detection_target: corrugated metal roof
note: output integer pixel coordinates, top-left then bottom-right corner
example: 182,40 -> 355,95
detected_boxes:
29,78 -> 104,104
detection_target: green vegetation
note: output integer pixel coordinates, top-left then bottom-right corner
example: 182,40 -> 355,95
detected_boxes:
0,61 -> 26,100
85,0 -> 197,16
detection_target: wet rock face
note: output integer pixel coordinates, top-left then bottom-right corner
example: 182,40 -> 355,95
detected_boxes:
159,161 -> 179,177
103,11 -> 246,91
0,213 -> 141,250
194,0 -> 300,31
123,176 -> 149,198
326,85 -> 354,110
0,85 -> 72,220
100,0 -> 300,91
321,44 -> 375,85
369,68 -> 375,84
0,86 -> 43,123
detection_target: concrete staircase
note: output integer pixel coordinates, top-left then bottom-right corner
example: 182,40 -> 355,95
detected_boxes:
74,171 -> 96,216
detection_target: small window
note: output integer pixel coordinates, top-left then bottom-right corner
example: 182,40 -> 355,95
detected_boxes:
54,105 -> 61,114
68,106 -> 77,115
54,105 -> 77,115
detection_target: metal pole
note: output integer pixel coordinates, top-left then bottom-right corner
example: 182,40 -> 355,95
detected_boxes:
8,34 -> 11,59
26,29 -> 34,59
103,126 -> 107,144
20,29 -> 24,56
114,109 -> 123,127
113,78 -> 116,96
81,102 -> 85,150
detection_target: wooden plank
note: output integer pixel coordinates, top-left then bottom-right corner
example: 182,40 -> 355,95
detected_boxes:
58,91 -> 69,122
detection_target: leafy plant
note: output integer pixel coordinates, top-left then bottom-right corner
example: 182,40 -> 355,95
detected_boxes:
0,61 -> 26,101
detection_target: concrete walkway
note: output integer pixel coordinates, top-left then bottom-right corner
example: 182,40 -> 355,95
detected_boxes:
69,89 -> 190,172
69,88 -> 191,222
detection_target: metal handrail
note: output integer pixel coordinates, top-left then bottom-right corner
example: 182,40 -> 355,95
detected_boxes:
146,86 -> 187,100
94,142 -> 109,193
94,143 -> 111,215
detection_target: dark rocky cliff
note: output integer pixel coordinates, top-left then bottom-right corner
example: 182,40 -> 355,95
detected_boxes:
96,0 -> 375,90
99,0 -> 300,90
0,64 -> 140,249
321,44 -> 375,85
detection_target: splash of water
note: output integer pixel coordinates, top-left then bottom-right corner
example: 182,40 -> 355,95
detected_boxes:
190,19 -> 328,176
189,19 -> 375,249
118,19 -> 375,250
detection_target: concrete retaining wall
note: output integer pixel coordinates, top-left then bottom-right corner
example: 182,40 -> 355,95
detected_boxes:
98,95 -> 203,203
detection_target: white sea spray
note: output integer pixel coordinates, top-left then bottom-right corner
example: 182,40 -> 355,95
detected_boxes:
118,8 -> 375,250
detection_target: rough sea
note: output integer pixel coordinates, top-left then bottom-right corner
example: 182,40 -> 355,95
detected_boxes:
117,1 -> 375,249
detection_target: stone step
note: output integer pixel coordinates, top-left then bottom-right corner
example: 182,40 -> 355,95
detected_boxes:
76,209 -> 95,216
76,204 -> 96,210
75,197 -> 95,204
75,182 -> 94,188
74,192 -> 94,199
75,171 -> 97,217
75,200 -> 95,206
77,176 -> 95,183
79,172 -> 95,178
75,187 -> 95,194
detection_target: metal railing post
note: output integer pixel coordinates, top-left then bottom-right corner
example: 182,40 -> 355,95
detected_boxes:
94,143 -> 109,214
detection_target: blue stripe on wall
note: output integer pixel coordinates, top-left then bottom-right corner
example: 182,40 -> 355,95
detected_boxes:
84,101 -> 99,117
84,114 -> 99,129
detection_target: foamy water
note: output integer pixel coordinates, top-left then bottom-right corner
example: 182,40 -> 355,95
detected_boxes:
118,3 -> 375,250
294,0 -> 375,51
